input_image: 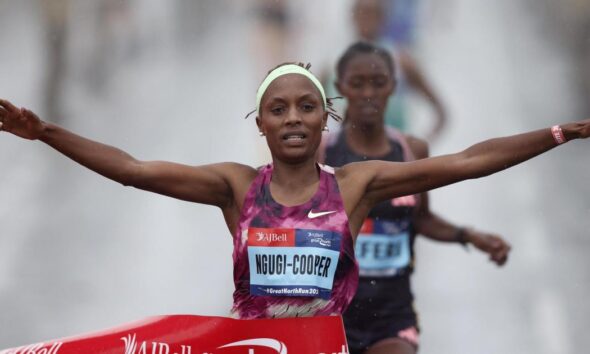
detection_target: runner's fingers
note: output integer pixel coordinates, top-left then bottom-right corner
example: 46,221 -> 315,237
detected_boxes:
0,108 -> 7,131
0,99 -> 18,113
499,250 -> 509,265
495,253 -> 508,266
490,253 -> 503,265
0,104 -> 23,123
491,246 -> 510,266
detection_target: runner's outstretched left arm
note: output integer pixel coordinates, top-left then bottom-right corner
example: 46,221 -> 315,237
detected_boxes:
338,122 -> 589,237
357,120 -> 590,205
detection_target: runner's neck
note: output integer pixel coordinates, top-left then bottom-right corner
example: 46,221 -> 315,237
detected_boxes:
269,160 -> 320,207
344,121 -> 391,158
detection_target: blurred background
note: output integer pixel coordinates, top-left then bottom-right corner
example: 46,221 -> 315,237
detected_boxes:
0,0 -> 589,353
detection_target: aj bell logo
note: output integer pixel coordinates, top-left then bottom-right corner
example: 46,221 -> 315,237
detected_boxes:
0,342 -> 62,354
121,335 -> 288,354
256,231 -> 288,243
121,334 -> 348,354
122,334 -> 191,354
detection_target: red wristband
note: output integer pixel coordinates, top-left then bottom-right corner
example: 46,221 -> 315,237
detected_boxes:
551,125 -> 566,145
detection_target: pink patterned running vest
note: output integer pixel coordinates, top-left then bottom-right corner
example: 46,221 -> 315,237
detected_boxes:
230,163 -> 358,319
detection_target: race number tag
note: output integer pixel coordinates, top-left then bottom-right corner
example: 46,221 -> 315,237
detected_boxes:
355,219 -> 410,277
247,227 -> 342,299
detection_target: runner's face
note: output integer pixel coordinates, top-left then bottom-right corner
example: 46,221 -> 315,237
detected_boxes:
257,74 -> 327,164
337,53 -> 395,127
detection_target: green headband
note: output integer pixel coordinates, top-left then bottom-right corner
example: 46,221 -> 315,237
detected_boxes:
256,64 -> 327,116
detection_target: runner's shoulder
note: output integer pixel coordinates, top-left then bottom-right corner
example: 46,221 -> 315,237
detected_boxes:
205,162 -> 259,187
335,160 -> 392,182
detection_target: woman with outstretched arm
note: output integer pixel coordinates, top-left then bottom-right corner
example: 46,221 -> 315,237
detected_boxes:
0,64 -> 588,320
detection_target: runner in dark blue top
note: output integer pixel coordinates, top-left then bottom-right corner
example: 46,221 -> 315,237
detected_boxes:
319,41 -> 512,354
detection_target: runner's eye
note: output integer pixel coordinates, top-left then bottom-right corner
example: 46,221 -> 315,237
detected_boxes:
271,106 -> 285,115
348,79 -> 362,89
301,103 -> 315,112
371,76 -> 388,88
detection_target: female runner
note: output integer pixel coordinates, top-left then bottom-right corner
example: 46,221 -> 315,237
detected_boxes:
320,41 -> 511,354
0,63 -> 588,320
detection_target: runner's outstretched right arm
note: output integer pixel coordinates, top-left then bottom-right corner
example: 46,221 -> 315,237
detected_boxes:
0,99 -> 252,208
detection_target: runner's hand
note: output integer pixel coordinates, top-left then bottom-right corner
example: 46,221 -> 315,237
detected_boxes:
466,230 -> 511,266
0,99 -> 45,140
562,119 -> 590,140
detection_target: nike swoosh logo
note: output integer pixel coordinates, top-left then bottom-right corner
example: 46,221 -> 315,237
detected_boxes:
307,210 -> 337,219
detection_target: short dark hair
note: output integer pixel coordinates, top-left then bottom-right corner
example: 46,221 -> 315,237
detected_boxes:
336,41 -> 395,79
265,62 -> 312,76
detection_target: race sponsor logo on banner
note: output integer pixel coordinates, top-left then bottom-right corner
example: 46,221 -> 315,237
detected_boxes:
122,333 -> 349,354
0,315 -> 350,354
247,227 -> 342,299
0,342 -> 62,354
217,338 -> 287,353
122,334 -> 192,354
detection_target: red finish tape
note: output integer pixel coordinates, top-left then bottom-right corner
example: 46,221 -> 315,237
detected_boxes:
1,315 -> 349,354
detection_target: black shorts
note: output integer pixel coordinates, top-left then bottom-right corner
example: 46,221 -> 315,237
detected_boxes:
346,316 -> 419,354
348,326 -> 420,354
344,276 -> 419,353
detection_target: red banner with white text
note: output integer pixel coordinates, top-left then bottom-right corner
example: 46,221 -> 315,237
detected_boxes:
0,315 -> 349,354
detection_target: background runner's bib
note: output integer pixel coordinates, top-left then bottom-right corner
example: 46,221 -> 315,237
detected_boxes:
247,227 -> 342,299
322,127 -> 418,279
356,219 -> 411,277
